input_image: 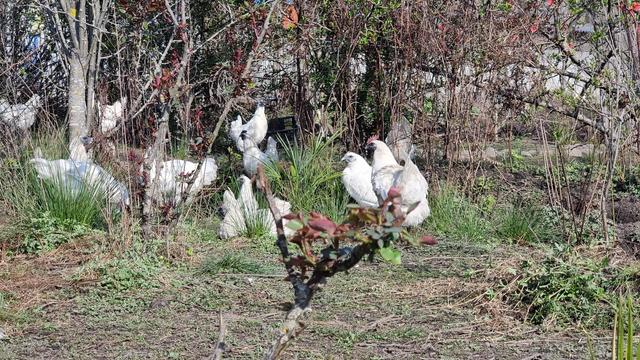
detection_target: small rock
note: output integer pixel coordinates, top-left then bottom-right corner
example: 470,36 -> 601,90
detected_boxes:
245,277 -> 255,285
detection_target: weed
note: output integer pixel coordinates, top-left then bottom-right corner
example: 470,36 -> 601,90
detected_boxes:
200,252 -> 267,274
94,256 -> 162,291
1,162 -> 112,232
612,295 -> 640,360
243,210 -> 274,240
613,165 -> 640,197
499,251 -> 629,328
0,291 -> 9,321
18,212 -> 93,254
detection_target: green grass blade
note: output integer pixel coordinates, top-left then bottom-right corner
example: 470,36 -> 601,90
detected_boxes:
628,297 -> 634,360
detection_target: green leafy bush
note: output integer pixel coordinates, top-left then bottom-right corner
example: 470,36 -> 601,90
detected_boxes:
500,252 -> 629,328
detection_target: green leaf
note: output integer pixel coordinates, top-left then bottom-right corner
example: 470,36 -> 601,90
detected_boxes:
379,247 -> 401,265
286,220 -> 304,231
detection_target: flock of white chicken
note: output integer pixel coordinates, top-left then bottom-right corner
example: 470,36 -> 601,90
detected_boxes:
229,105 -> 279,176
218,105 -> 290,239
6,94 -> 429,234
341,137 -> 430,227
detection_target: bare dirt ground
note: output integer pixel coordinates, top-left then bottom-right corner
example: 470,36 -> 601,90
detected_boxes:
0,228 -> 612,360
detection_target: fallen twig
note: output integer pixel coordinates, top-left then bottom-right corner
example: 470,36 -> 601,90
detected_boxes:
211,311 -> 226,360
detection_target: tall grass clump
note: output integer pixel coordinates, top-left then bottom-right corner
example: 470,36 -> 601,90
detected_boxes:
0,132 -> 111,230
30,172 -> 110,227
426,185 -> 490,242
497,203 -> 558,244
265,134 -> 350,222
612,295 -> 639,360
201,252 -> 267,275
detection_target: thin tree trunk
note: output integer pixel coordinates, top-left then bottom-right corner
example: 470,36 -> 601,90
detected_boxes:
68,55 -> 88,139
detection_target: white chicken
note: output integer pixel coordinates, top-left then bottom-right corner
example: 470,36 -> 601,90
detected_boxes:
30,155 -> 130,207
237,175 -> 259,216
219,189 -> 246,239
0,94 -> 41,130
98,97 -> 126,133
218,175 -> 293,239
240,131 -> 278,176
229,104 -> 268,151
147,157 -> 218,206
263,197 -> 293,237
385,118 -> 415,163
341,152 -> 378,208
366,139 -> 430,226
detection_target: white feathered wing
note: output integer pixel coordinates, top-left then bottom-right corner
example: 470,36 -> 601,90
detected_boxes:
241,135 -> 276,176
219,189 -> 246,239
369,141 -> 403,204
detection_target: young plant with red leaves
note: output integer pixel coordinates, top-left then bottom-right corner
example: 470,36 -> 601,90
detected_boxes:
257,166 -> 435,359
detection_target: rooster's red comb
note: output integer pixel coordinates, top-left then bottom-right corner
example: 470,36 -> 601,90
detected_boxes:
366,134 -> 379,144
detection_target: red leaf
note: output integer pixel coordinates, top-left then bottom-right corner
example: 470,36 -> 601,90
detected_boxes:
308,218 -> 337,234
282,213 -> 300,220
546,0 -> 554,6
632,2 -> 640,12
420,235 -> 438,246
282,5 -> 299,29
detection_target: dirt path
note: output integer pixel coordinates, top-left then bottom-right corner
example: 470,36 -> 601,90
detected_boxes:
0,236 -> 610,359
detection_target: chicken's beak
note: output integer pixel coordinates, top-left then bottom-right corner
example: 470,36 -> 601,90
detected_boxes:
340,154 -> 348,162
365,143 -> 376,159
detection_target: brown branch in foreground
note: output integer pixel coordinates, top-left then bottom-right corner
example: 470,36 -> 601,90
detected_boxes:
256,166 -> 422,359
257,165 -> 312,360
